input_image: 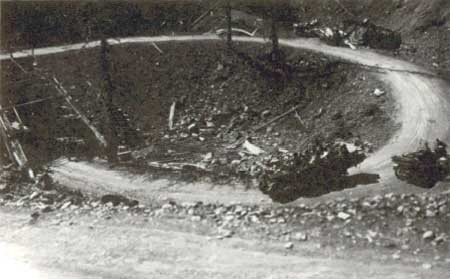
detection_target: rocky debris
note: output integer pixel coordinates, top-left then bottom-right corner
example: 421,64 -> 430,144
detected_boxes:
293,19 -> 320,38
392,139 -> 449,188
259,141 -> 367,203
1,178 -> 449,262
100,194 -> 139,207
294,19 -> 402,50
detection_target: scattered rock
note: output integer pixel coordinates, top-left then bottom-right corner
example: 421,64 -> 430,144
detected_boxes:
243,140 -> 266,155
425,209 -> 437,217
100,194 -> 138,207
29,191 -> 40,200
218,158 -> 228,165
60,201 -> 72,210
337,212 -> 351,221
0,184 -> 10,194
373,88 -> 386,97
284,242 -> 294,250
434,234 -> 446,244
261,110 -> 271,118
188,123 -> 199,133
41,205 -> 53,213
293,232 -> 308,241
422,231 -> 435,240
217,229 -> 234,239
392,253 -> 401,260
28,211 -> 40,225
203,152 -> 213,162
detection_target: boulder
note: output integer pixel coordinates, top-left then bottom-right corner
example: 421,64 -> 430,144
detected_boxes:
100,194 -> 138,207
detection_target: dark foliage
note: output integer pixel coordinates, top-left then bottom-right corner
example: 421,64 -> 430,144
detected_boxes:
1,1 -> 204,49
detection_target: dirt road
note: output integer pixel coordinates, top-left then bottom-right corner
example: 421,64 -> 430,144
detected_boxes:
1,207 -> 448,279
3,35 -> 448,202
3,36 -> 450,183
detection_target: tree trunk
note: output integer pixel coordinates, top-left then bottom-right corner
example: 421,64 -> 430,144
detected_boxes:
100,37 -> 118,162
270,13 -> 280,62
226,1 -> 232,49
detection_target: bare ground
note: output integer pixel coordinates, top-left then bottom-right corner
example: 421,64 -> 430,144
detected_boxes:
1,206 -> 449,279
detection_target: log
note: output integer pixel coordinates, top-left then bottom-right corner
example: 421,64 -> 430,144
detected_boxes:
151,42 -> 164,54
191,0 -> 221,28
0,106 -> 30,174
294,110 -> 307,131
169,102 -> 176,130
52,77 -> 108,147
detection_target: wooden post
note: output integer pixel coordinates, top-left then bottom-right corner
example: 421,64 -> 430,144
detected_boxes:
100,37 -> 118,162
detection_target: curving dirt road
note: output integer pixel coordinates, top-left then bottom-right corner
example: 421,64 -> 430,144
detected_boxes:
2,35 -> 449,201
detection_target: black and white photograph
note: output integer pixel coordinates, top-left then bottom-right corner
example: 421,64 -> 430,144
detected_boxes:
0,0 -> 449,278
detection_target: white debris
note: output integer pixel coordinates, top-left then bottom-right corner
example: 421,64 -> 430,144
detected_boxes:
337,212 -> 351,220
392,253 -> 401,260
10,121 -> 21,130
324,27 -> 334,38
215,27 -> 258,37
60,201 -> 72,210
293,232 -> 308,241
335,141 -> 361,153
422,231 -> 435,240
188,123 -> 197,131
243,140 -> 266,156
373,88 -> 386,97
217,229 -> 234,239
320,151 -> 329,159
284,242 -> 294,249
168,102 -> 176,130
203,152 -> 213,162
344,39 -> 357,50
